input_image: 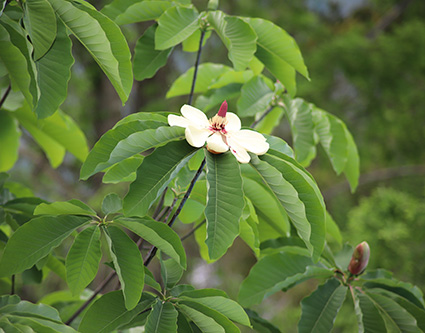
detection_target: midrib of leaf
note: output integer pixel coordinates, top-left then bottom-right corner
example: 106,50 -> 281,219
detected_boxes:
153,301 -> 164,332
73,228 -> 97,290
209,155 -> 220,255
310,285 -> 342,332
256,39 -> 291,69
368,295 -> 403,332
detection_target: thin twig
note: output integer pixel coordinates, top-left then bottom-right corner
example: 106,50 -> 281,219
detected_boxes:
187,30 -> 206,105
181,220 -> 206,241
163,197 -> 178,223
0,85 -> 12,109
250,106 -> 274,129
153,188 -> 168,218
10,275 -> 15,295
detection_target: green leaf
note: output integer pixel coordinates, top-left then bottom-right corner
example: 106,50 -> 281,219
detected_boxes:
160,257 -> 184,289
34,199 -> 96,216
103,156 -> 143,184
47,0 -> 132,103
100,0 -> 135,21
207,69 -> 254,90
155,6 -> 200,50
166,63 -> 231,98
264,135 -> 294,158
0,300 -> 62,322
195,83 -> 242,113
0,24 -> 34,107
101,193 -> 122,215
260,152 -> 326,261
298,278 -> 347,333
356,292 -> 387,333
79,291 -> 155,333
182,29 -> 211,52
114,217 -> 187,268
34,20 -> 74,119
343,127 -> 360,192
282,96 -> 316,166
177,304 -> 225,333
0,215 -> 90,277
0,112 -> 20,172
134,24 -> 173,81
144,266 -> 162,292
65,226 -> 102,295
145,300 -> 178,333
325,211 -> 342,245
123,140 -> 197,217
208,11 -> 257,71
245,309 -> 281,333
115,1 -> 173,25
23,0 -> 57,60
205,152 -> 244,260
3,315 -> 76,332
105,225 -> 145,310
237,76 -> 273,117
254,107 -> 284,135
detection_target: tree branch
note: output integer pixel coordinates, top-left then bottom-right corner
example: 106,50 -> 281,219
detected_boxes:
187,30 -> 206,105
0,85 -> 11,109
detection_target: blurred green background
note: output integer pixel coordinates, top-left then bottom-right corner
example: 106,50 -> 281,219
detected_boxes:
4,0 -> 425,331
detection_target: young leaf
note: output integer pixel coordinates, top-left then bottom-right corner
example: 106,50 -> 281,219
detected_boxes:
66,226 -> 102,295
79,291 -> 155,333
205,152 -> 244,260
144,266 -> 162,292
47,0 -> 132,103
115,1 -> 173,25
23,0 -> 57,61
145,300 -> 178,333
155,6 -> 200,50
105,226 -> 144,310
0,113 -> 20,172
114,217 -> 187,268
298,278 -> 347,333
123,140 -> 197,217
161,257 -> 184,289
34,20 -> 74,119
0,215 -> 90,277
103,156 -> 143,184
101,193 -> 122,215
237,76 -> 274,117
34,199 -> 96,216
133,24 -> 173,81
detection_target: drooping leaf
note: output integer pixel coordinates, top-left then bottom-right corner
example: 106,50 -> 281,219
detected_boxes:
114,217 -> 187,268
66,226 -> 102,295
144,266 -> 162,292
101,193 -> 122,215
177,304 -> 225,333
105,225 -> 145,310
0,300 -> 62,322
123,140 -> 197,217
145,300 -> 178,333
155,6 -> 200,50
115,1 -> 173,25
356,291 -> 387,333
298,278 -> 347,333
343,127 -> 360,192
245,309 -> 281,333
34,199 -> 96,216
160,257 -> 184,289
166,63 -> 231,98
23,0 -> 57,60
205,152 -> 244,260
79,291 -> 155,333
237,76 -> 274,117
325,211 -> 342,245
47,0 -> 132,103
0,215 -> 90,277
208,11 -> 257,71
3,315 -> 76,332
133,24 -> 173,81
103,156 -> 144,184
34,20 -> 74,118
0,112 -> 20,172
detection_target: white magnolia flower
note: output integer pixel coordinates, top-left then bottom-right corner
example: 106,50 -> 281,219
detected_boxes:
168,101 -> 269,163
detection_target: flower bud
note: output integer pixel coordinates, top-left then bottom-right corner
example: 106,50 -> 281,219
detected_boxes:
348,241 -> 370,276
217,100 -> 228,117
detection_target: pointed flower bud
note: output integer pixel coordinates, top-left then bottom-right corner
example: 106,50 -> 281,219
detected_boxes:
217,100 -> 228,117
348,241 -> 370,276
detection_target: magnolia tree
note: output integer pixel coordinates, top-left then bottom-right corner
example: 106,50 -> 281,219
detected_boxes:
0,0 -> 424,332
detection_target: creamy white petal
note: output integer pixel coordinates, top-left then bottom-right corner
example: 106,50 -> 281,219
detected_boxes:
227,138 -> 251,163
181,105 -> 209,127
225,112 -> 241,132
185,125 -> 211,148
206,133 -> 229,153
168,114 -> 190,128
230,130 -> 269,155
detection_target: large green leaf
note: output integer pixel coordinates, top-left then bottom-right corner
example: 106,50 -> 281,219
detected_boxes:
23,0 -> 57,60
282,96 -> 316,166
237,76 -> 273,117
115,1 -> 173,25
205,152 -> 244,260
182,29 -> 212,52
34,199 -> 96,216
47,0 -> 132,103
80,120 -> 181,180
0,299 -> 62,322
123,140 -> 197,217
105,225 -> 145,310
249,155 -> 312,253
0,113 -> 20,172
166,63 -> 231,98
114,217 -> 186,268
0,215 -> 90,277
160,257 -> 184,289
34,20 -> 74,119
65,226 -> 102,295
79,291 -> 155,333
208,11 -> 257,71
155,6 -> 200,50
0,24 -> 34,107
145,300 -> 178,333
2,315 -> 76,332
102,156 -> 143,184
133,24 -> 173,81
208,69 -> 254,90
356,292 -> 387,333
343,127 -> 360,192
100,0 -> 135,20
298,278 -> 347,333
260,151 -> 326,261
177,304 -> 225,333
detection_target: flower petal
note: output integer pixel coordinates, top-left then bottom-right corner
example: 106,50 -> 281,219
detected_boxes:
230,130 -> 269,155
168,114 -> 190,128
228,139 -> 251,163
181,105 -> 209,127
206,133 -> 229,153
185,125 -> 211,148
225,112 -> 241,132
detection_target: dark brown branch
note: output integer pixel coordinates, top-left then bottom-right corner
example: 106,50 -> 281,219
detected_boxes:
250,106 -> 274,129
181,220 -> 206,242
187,30 -> 206,105
0,85 -> 12,109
